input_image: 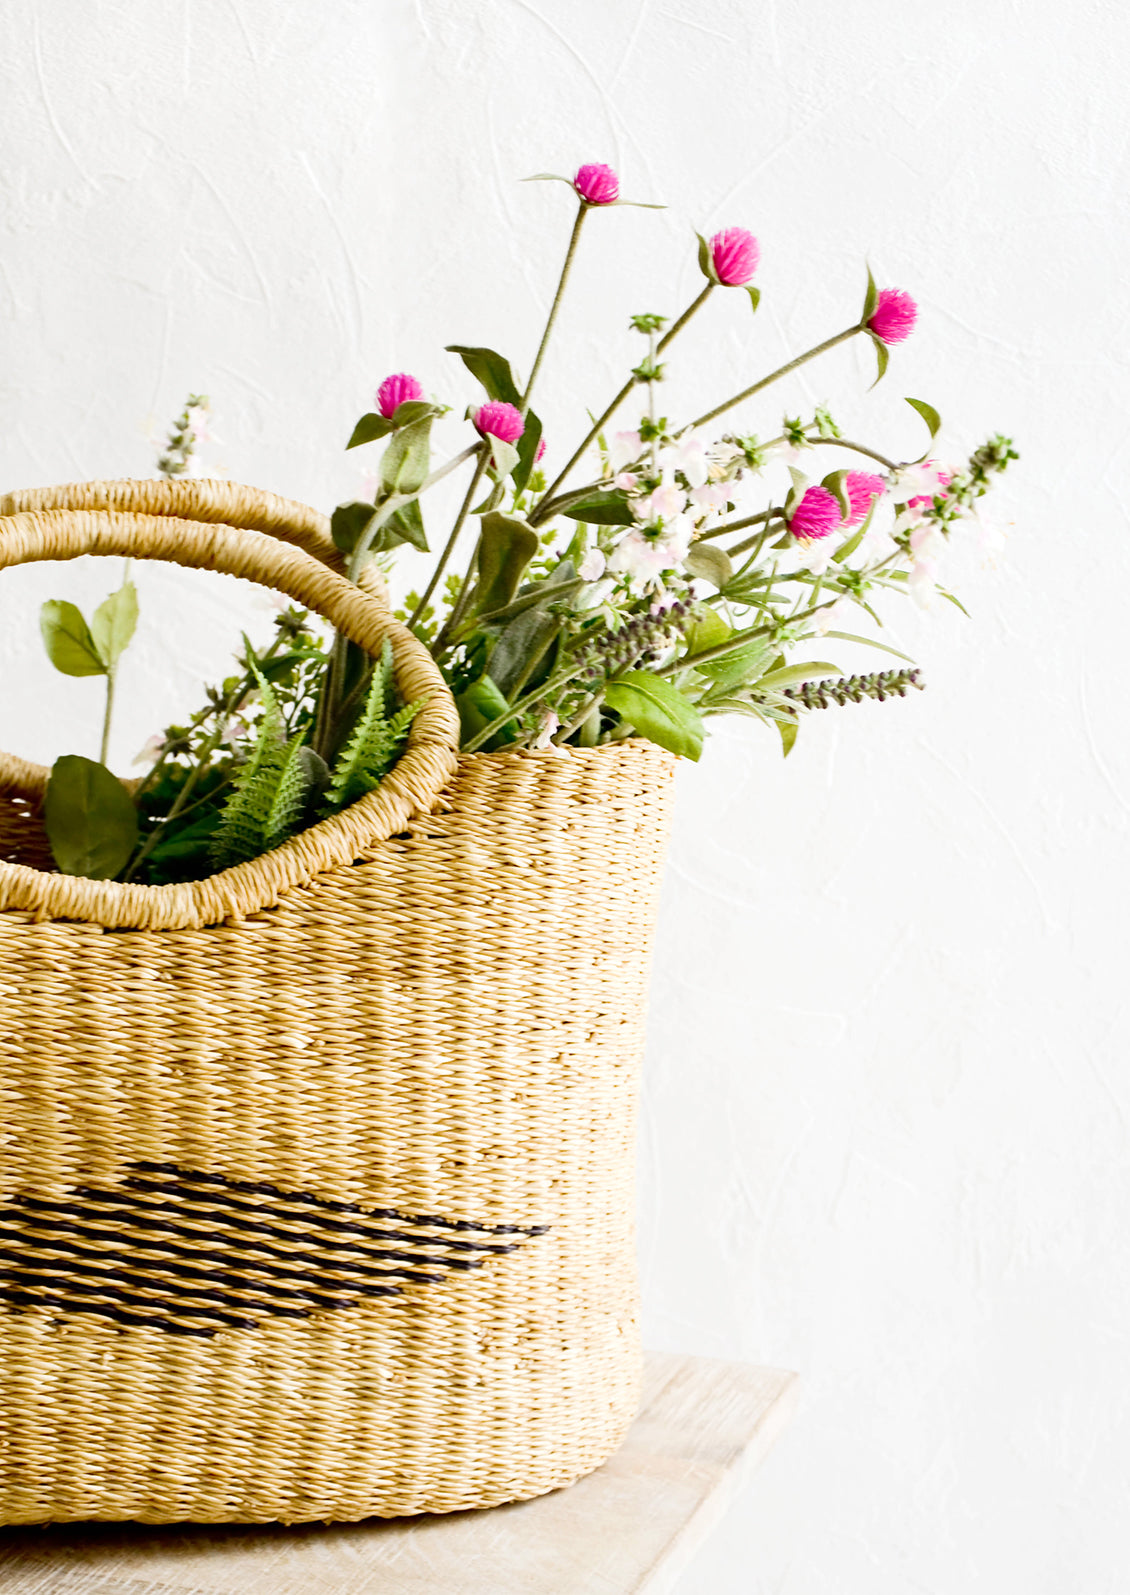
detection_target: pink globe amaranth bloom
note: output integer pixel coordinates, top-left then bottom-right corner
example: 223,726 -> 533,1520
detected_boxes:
473,401 -> 525,445
535,436 -> 547,464
376,372 -> 424,419
710,227 -> 760,286
868,288 -> 918,345
844,471 -> 886,526
788,485 -> 842,543
573,163 -> 619,205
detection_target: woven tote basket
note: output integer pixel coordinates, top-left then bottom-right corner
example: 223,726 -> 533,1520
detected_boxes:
0,481 -> 677,1525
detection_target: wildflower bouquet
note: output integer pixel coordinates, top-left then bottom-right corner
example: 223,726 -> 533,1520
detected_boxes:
33,160 -> 1014,883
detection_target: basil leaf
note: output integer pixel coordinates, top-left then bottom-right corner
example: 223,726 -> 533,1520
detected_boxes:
603,671 -> 704,760
40,600 -> 107,676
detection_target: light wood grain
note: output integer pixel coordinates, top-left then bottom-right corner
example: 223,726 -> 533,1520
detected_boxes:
0,1353 -> 798,1595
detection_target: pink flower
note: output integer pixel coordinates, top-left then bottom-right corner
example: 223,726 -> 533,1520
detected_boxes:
788,485 -> 842,543
376,372 -> 424,419
535,436 -> 547,464
844,471 -> 886,526
710,227 -> 760,287
868,288 -> 918,345
473,401 -> 525,444
574,163 -> 619,205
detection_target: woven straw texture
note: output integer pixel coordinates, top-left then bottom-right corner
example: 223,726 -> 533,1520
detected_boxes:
0,483 -> 677,1524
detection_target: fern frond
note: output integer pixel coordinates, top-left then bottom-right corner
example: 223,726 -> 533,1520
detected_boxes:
263,736 -> 317,853
323,658 -> 427,815
210,665 -> 295,869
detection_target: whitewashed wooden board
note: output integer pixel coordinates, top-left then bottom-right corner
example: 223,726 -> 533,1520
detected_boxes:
0,1353 -> 798,1595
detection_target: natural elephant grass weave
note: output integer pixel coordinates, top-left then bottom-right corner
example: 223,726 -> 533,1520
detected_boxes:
0,483 -> 677,1524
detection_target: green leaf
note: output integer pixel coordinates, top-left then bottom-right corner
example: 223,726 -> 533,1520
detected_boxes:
445,345 -> 521,406
696,231 -> 718,284
820,469 -> 852,521
905,396 -> 942,455
603,671 -> 705,760
488,437 -> 520,481
832,494 -> 878,565
455,675 -> 518,750
39,600 -> 107,677
90,581 -> 138,668
382,495 -> 429,553
568,490 -> 634,525
684,544 -> 733,588
683,607 -> 732,658
346,412 -> 393,450
696,638 -> 775,695
868,331 -> 889,387
475,512 -> 540,615
862,264 -> 878,324
822,630 -> 916,664
512,409 -> 543,495
44,755 -> 138,879
754,661 -> 840,690
488,607 -> 559,696
778,717 -> 798,757
745,285 -> 761,314
380,416 -> 433,494
331,500 -> 380,555
938,586 -> 971,618
522,172 -> 573,187
390,399 -> 437,429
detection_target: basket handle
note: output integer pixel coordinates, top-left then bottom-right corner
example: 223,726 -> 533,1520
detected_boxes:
0,477 -> 389,600
0,506 -> 459,931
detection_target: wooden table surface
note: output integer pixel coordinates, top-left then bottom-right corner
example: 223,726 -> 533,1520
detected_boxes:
0,1352 -> 798,1595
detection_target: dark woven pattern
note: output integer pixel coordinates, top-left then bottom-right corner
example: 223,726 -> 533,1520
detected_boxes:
0,1163 -> 546,1338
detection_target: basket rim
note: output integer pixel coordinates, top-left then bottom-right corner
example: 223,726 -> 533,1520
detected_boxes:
0,503 -> 460,931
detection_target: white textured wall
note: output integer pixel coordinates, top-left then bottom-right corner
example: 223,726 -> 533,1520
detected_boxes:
1,2 -> 1126,1589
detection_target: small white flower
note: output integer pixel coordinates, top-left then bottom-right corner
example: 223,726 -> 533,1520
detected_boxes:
812,595 -> 852,636
132,734 -> 165,768
659,433 -> 709,489
892,460 -> 950,502
910,523 -> 945,563
634,482 -> 687,524
531,710 -> 560,750
614,471 -> 640,492
608,430 -> 643,475
689,482 -> 729,515
908,557 -> 939,610
578,548 -> 606,582
798,536 -> 839,576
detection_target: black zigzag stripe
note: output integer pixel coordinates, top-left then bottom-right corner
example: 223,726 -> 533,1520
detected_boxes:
0,1162 -> 548,1338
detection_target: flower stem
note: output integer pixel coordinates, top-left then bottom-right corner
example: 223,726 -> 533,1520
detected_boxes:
654,601 -> 834,677
690,324 -> 862,431
406,444 -> 489,634
806,436 -> 900,470
461,664 -> 582,754
656,284 -> 712,353
99,668 -> 116,766
521,203 -> 587,418
533,284 -> 716,522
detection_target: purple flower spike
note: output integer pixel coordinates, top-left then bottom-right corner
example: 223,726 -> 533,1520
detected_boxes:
574,163 -> 620,206
788,485 -> 842,543
473,401 -> 525,444
868,288 -> 918,345
376,373 -> 424,419
709,227 -> 760,286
